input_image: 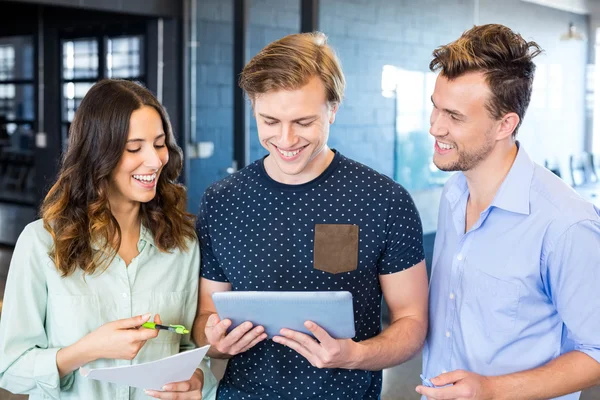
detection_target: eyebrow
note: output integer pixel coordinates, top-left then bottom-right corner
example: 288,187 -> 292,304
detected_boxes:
126,133 -> 166,143
431,96 -> 465,119
258,113 -> 318,123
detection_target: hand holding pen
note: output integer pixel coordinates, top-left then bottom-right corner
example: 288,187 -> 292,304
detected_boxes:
57,312 -> 162,376
142,321 -> 190,335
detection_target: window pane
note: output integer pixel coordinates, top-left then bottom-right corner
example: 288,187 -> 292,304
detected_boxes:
0,83 -> 35,120
0,36 -> 34,81
0,46 -> 15,81
0,120 -> 34,149
107,35 -> 144,78
393,68 -> 451,190
62,39 -> 99,80
62,82 -> 95,122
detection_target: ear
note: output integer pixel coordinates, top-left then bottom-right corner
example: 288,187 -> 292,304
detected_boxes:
328,103 -> 339,124
496,112 -> 520,140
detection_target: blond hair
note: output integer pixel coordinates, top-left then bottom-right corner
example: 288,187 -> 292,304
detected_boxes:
239,31 -> 345,105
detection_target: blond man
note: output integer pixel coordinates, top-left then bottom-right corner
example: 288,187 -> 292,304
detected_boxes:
192,32 -> 429,399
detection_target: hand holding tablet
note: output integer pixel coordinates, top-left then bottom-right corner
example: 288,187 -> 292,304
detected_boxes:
211,291 -> 356,339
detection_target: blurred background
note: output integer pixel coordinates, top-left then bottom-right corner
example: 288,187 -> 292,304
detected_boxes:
0,0 -> 599,399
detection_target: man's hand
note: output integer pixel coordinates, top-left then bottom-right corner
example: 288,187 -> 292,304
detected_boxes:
272,321 -> 359,369
205,313 -> 267,356
145,368 -> 204,399
416,370 -> 496,400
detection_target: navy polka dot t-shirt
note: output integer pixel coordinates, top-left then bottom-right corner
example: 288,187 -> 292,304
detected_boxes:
197,150 -> 425,399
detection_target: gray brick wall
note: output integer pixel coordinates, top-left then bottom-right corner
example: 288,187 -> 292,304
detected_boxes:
322,0 -> 587,182
187,0 -> 589,219
188,0 -> 298,211
319,0 -> 588,231
247,0 -> 299,163
188,0 -> 234,211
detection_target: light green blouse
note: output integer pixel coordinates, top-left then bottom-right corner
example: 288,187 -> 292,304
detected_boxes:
0,219 -> 217,400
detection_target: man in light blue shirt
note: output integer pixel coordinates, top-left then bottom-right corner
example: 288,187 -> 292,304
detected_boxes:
418,24 -> 600,399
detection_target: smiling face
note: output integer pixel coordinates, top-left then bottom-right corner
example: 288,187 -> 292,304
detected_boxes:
108,106 -> 169,208
429,72 -> 500,172
255,76 -> 338,185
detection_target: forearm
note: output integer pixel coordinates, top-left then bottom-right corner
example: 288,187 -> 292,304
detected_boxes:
56,339 -> 96,378
489,351 -> 600,400
193,311 -> 232,359
350,315 -> 427,371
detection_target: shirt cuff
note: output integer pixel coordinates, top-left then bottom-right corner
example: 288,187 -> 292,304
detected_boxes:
33,348 -> 75,399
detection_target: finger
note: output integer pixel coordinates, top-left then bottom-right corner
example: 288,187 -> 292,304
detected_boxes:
279,328 -> 322,354
240,332 -> 268,353
193,368 -> 204,391
115,313 -> 152,329
131,326 -> 160,342
304,321 -> 335,347
134,313 -> 163,336
415,386 -> 437,399
416,385 -> 460,400
218,321 -> 255,349
205,313 -> 220,328
148,390 -> 201,400
230,326 -> 266,354
205,316 -> 231,342
144,390 -> 187,399
431,370 -> 466,386
272,335 -> 318,366
161,380 -> 192,392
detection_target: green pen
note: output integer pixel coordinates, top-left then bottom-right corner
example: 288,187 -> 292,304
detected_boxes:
142,322 -> 190,335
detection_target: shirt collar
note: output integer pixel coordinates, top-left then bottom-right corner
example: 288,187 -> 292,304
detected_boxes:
91,223 -> 156,251
445,173 -> 468,210
445,141 -> 534,215
489,142 -> 533,215
139,224 -> 156,247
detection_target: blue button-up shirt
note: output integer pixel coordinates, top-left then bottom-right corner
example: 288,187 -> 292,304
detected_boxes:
422,144 -> 600,400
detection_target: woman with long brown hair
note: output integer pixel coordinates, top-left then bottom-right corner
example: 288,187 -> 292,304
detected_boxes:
0,79 -> 216,399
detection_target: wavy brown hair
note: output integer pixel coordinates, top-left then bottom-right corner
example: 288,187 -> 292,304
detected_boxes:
41,79 -> 196,276
430,24 -> 543,137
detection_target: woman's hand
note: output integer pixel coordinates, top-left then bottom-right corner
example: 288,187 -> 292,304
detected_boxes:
57,313 -> 161,377
81,313 -> 161,361
145,368 -> 204,399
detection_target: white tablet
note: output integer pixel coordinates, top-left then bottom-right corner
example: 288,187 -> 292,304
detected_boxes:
212,291 -> 356,339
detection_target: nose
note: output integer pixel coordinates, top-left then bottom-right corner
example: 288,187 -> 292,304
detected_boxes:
429,109 -> 447,138
144,147 -> 163,170
278,123 -> 299,149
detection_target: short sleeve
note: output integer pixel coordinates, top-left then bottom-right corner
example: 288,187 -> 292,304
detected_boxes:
378,185 -> 425,274
196,191 -> 229,282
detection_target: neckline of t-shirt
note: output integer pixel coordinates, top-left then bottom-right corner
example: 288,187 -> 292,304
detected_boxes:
257,149 -> 343,192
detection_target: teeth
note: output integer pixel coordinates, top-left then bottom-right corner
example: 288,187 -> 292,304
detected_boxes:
133,173 -> 157,182
437,141 -> 455,150
278,148 -> 301,157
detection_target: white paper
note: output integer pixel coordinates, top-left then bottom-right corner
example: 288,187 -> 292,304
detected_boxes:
79,345 -> 210,390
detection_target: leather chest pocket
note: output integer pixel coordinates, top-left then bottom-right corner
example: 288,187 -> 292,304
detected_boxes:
313,224 -> 359,274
